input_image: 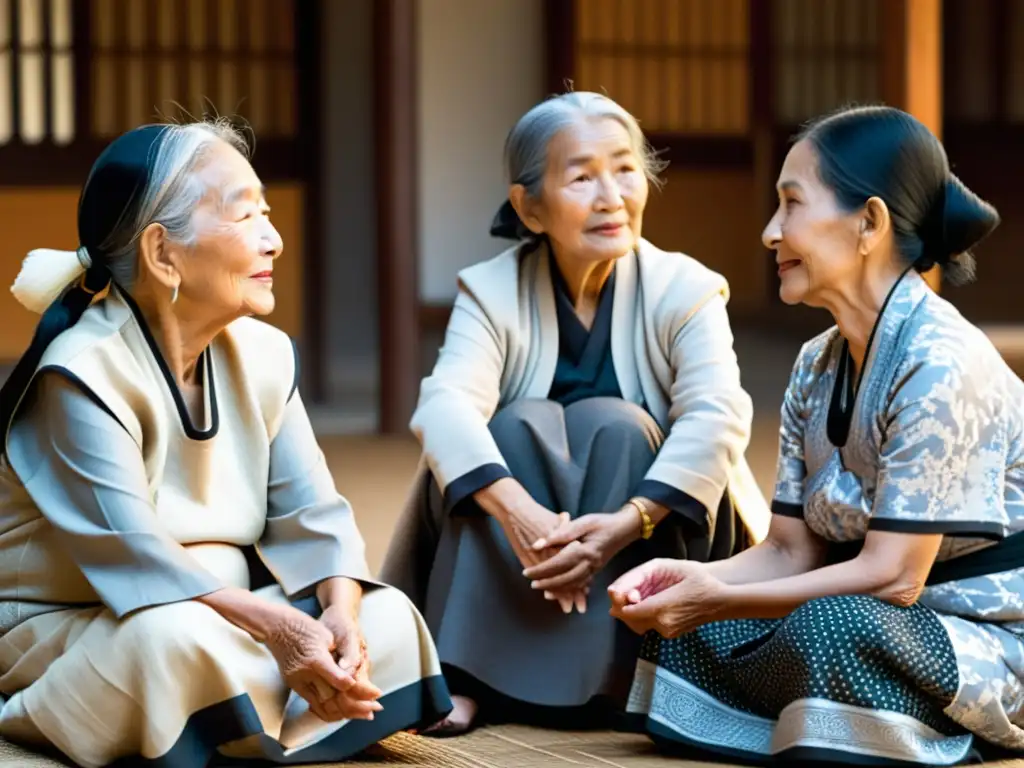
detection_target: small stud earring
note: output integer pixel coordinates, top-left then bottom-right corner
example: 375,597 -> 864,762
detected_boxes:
171,285 -> 179,304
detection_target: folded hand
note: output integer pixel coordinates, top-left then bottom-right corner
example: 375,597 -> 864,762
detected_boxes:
263,606 -> 360,722
522,510 -> 638,594
496,502 -> 587,613
607,559 -> 726,638
316,604 -> 384,721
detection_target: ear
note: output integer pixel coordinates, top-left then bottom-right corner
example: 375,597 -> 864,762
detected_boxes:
859,196 -> 892,255
508,184 -> 545,236
136,222 -> 178,290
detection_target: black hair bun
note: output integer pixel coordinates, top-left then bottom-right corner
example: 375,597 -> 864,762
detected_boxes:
924,175 -> 1000,286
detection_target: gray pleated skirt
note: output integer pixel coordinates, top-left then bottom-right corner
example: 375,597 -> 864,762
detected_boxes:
380,397 -> 751,715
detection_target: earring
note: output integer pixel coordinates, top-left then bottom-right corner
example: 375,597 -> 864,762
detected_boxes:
171,285 -> 179,304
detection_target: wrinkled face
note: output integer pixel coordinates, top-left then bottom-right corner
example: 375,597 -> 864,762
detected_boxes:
175,141 -> 283,318
522,117 -> 649,264
761,139 -> 863,307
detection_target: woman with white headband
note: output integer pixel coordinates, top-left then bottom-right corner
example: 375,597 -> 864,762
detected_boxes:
0,121 -> 451,767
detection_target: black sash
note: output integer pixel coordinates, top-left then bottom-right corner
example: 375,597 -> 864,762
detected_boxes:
824,530 -> 1024,586
927,530 -> 1024,585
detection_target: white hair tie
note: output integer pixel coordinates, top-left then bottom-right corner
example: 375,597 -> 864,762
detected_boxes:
10,246 -> 93,315
76,245 -> 92,270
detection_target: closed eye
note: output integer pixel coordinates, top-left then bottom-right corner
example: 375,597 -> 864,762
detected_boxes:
238,205 -> 271,221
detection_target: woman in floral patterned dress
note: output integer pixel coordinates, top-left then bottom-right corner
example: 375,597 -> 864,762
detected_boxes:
612,105 -> 1024,765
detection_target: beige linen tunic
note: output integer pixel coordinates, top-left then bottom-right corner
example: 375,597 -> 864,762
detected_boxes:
0,287 -> 449,767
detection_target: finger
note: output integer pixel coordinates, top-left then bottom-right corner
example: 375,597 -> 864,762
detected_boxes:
345,676 -> 384,702
531,560 -> 591,591
298,682 -> 337,722
574,591 -> 587,614
340,697 -> 383,720
356,645 -> 371,678
523,544 -> 583,580
532,517 -> 584,550
607,560 -> 659,600
514,526 -> 549,565
508,532 -> 544,570
608,589 -> 637,615
311,676 -> 337,702
529,510 -> 571,542
320,694 -> 345,721
311,655 -> 356,692
337,639 -> 364,677
620,589 -> 676,621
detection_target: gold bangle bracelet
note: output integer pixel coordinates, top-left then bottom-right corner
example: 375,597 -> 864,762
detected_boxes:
626,497 -> 656,540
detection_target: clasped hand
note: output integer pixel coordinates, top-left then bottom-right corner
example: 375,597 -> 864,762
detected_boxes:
607,558 -> 727,638
264,603 -> 383,723
498,501 -> 637,614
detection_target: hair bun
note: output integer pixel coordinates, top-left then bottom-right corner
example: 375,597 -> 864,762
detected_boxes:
921,175 -> 1000,286
940,175 -> 1000,256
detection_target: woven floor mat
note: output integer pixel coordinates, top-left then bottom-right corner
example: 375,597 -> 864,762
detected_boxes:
312,727 -> 713,768
2,727 -> 1023,767
0,727 -> 713,767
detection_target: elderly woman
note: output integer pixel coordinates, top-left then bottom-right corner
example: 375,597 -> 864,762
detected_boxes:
612,105 -> 1024,765
0,122 -> 451,767
381,92 -> 769,735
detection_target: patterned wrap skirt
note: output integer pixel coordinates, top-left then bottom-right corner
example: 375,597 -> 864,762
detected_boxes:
627,593 -> 1024,765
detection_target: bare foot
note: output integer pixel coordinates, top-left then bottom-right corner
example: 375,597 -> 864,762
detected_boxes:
421,695 -> 479,737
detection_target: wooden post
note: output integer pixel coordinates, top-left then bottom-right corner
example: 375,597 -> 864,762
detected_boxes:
296,0 -> 326,403
750,0 -> 776,313
374,0 -> 420,433
544,0 -> 575,94
880,0 -> 943,291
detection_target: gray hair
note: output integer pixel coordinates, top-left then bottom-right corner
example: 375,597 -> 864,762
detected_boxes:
502,91 -> 667,199
97,118 -> 250,289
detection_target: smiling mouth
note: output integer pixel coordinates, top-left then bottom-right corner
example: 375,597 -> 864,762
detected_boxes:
777,259 -> 801,274
250,272 -> 273,280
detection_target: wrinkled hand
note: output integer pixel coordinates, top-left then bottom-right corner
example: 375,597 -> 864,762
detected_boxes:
317,604 -> 383,721
608,559 -> 726,638
263,605 -> 377,723
264,606 -> 353,720
496,503 -> 586,613
522,510 -> 637,594
497,501 -> 567,568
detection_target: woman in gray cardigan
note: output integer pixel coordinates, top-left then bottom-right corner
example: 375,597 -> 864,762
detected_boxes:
380,92 -> 769,735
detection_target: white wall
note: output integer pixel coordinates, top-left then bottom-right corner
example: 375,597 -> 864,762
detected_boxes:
320,0 -> 378,428
417,0 -> 545,303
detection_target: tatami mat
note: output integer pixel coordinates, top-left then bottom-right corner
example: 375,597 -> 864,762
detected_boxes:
5,727 -> 1024,767
0,727 -> 711,767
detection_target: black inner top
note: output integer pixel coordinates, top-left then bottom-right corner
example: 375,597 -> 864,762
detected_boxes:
546,256 -> 623,407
